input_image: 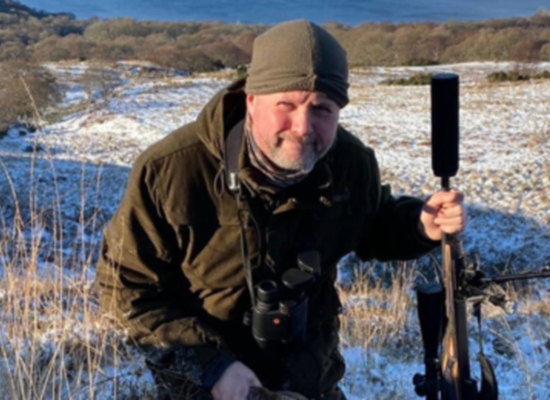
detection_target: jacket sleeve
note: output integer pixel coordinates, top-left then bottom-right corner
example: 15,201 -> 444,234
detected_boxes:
354,152 -> 440,262
95,155 -> 234,389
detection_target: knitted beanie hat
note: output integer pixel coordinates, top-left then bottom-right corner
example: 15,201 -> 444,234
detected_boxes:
245,19 -> 349,108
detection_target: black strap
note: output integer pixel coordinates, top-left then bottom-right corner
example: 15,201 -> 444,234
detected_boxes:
225,119 -> 244,195
224,120 -> 258,306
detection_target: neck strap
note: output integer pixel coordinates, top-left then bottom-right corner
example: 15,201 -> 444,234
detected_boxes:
224,119 -> 259,306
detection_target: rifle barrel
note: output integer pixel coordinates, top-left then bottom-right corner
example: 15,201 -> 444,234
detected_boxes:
483,269 -> 550,284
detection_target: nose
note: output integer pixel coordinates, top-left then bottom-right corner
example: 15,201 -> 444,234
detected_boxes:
291,107 -> 314,138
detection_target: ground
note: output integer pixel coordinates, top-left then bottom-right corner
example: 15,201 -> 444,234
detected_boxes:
0,60 -> 549,399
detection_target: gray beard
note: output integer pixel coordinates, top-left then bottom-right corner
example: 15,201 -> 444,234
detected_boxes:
245,122 -> 312,188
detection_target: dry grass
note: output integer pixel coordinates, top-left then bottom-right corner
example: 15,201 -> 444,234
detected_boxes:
338,263 -> 418,351
0,163 -> 156,399
0,97 -> 155,398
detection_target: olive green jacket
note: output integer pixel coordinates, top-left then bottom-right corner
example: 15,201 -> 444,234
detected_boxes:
95,79 -> 438,396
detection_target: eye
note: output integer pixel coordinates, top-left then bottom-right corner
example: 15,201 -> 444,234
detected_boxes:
313,105 -> 332,114
277,101 -> 295,111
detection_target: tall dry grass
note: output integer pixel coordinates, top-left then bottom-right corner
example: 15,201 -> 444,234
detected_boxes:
0,78 -> 155,399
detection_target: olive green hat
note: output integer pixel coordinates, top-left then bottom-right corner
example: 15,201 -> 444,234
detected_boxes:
245,19 -> 349,108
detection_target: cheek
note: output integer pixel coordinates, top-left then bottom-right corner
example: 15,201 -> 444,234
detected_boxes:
315,117 -> 339,144
269,110 -> 290,131
253,108 -> 288,132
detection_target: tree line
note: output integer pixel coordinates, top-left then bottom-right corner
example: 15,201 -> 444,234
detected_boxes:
1,3 -> 549,70
1,1 -> 549,134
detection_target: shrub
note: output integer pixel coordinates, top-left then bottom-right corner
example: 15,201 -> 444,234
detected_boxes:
487,69 -> 550,82
540,43 -> 550,61
31,36 -> 71,62
148,44 -> 222,73
0,41 -> 28,60
200,40 -> 250,68
83,18 -> 155,41
347,30 -> 395,66
78,66 -> 122,104
392,24 -> 437,65
403,58 -> 439,66
511,38 -> 547,62
486,71 -> 531,82
231,29 -> 257,54
381,72 -> 434,86
0,60 -> 62,129
533,70 -> 550,79
91,42 -> 136,61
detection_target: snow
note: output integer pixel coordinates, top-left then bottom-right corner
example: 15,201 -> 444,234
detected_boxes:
1,61 -> 549,399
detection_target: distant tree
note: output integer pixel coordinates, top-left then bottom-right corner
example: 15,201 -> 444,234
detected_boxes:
92,42 -> 136,61
512,38 -> 547,63
79,66 -> 121,106
0,40 -> 27,60
200,40 -> 250,68
231,29 -> 257,55
393,24 -> 436,65
31,36 -> 71,62
0,60 -> 61,131
149,44 -> 221,73
348,29 -> 395,66
539,43 -> 550,61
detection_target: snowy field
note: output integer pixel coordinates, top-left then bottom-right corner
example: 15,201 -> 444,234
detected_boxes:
0,61 -> 549,399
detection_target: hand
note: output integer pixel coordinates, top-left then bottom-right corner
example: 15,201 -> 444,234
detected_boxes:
419,190 -> 466,241
211,361 -> 261,400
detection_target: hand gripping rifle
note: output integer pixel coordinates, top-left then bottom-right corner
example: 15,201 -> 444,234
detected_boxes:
412,73 -> 550,400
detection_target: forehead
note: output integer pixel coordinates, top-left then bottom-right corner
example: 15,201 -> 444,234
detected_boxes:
256,90 -> 335,105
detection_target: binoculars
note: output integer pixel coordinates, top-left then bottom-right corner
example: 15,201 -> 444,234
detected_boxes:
248,251 -> 321,351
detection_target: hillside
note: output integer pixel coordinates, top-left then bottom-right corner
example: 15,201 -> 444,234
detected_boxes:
0,0 -> 73,18
0,61 -> 548,399
0,4 -> 550,74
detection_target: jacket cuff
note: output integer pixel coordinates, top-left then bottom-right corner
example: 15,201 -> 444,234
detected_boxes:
201,352 -> 236,390
411,204 -> 440,251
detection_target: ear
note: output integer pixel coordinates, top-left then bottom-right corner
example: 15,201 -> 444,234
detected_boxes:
246,94 -> 256,111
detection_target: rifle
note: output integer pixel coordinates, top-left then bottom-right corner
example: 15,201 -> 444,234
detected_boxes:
412,73 -> 550,400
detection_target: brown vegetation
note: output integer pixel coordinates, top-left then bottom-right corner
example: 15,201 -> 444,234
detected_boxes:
381,72 -> 434,86
0,60 -> 61,134
487,69 -> 550,82
1,4 -> 550,73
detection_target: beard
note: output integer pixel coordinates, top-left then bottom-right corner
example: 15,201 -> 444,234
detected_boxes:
269,132 -> 320,172
247,118 -> 334,173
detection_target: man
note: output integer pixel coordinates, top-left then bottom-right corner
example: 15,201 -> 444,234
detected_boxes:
95,20 -> 466,400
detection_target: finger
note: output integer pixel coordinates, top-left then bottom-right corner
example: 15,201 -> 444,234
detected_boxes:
434,216 -> 464,226
427,190 -> 464,208
437,205 -> 464,218
441,224 -> 465,235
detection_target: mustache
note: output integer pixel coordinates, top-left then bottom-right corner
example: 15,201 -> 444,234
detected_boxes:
279,131 -> 316,145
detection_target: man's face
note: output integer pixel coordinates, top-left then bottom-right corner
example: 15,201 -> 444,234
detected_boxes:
246,91 -> 340,171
